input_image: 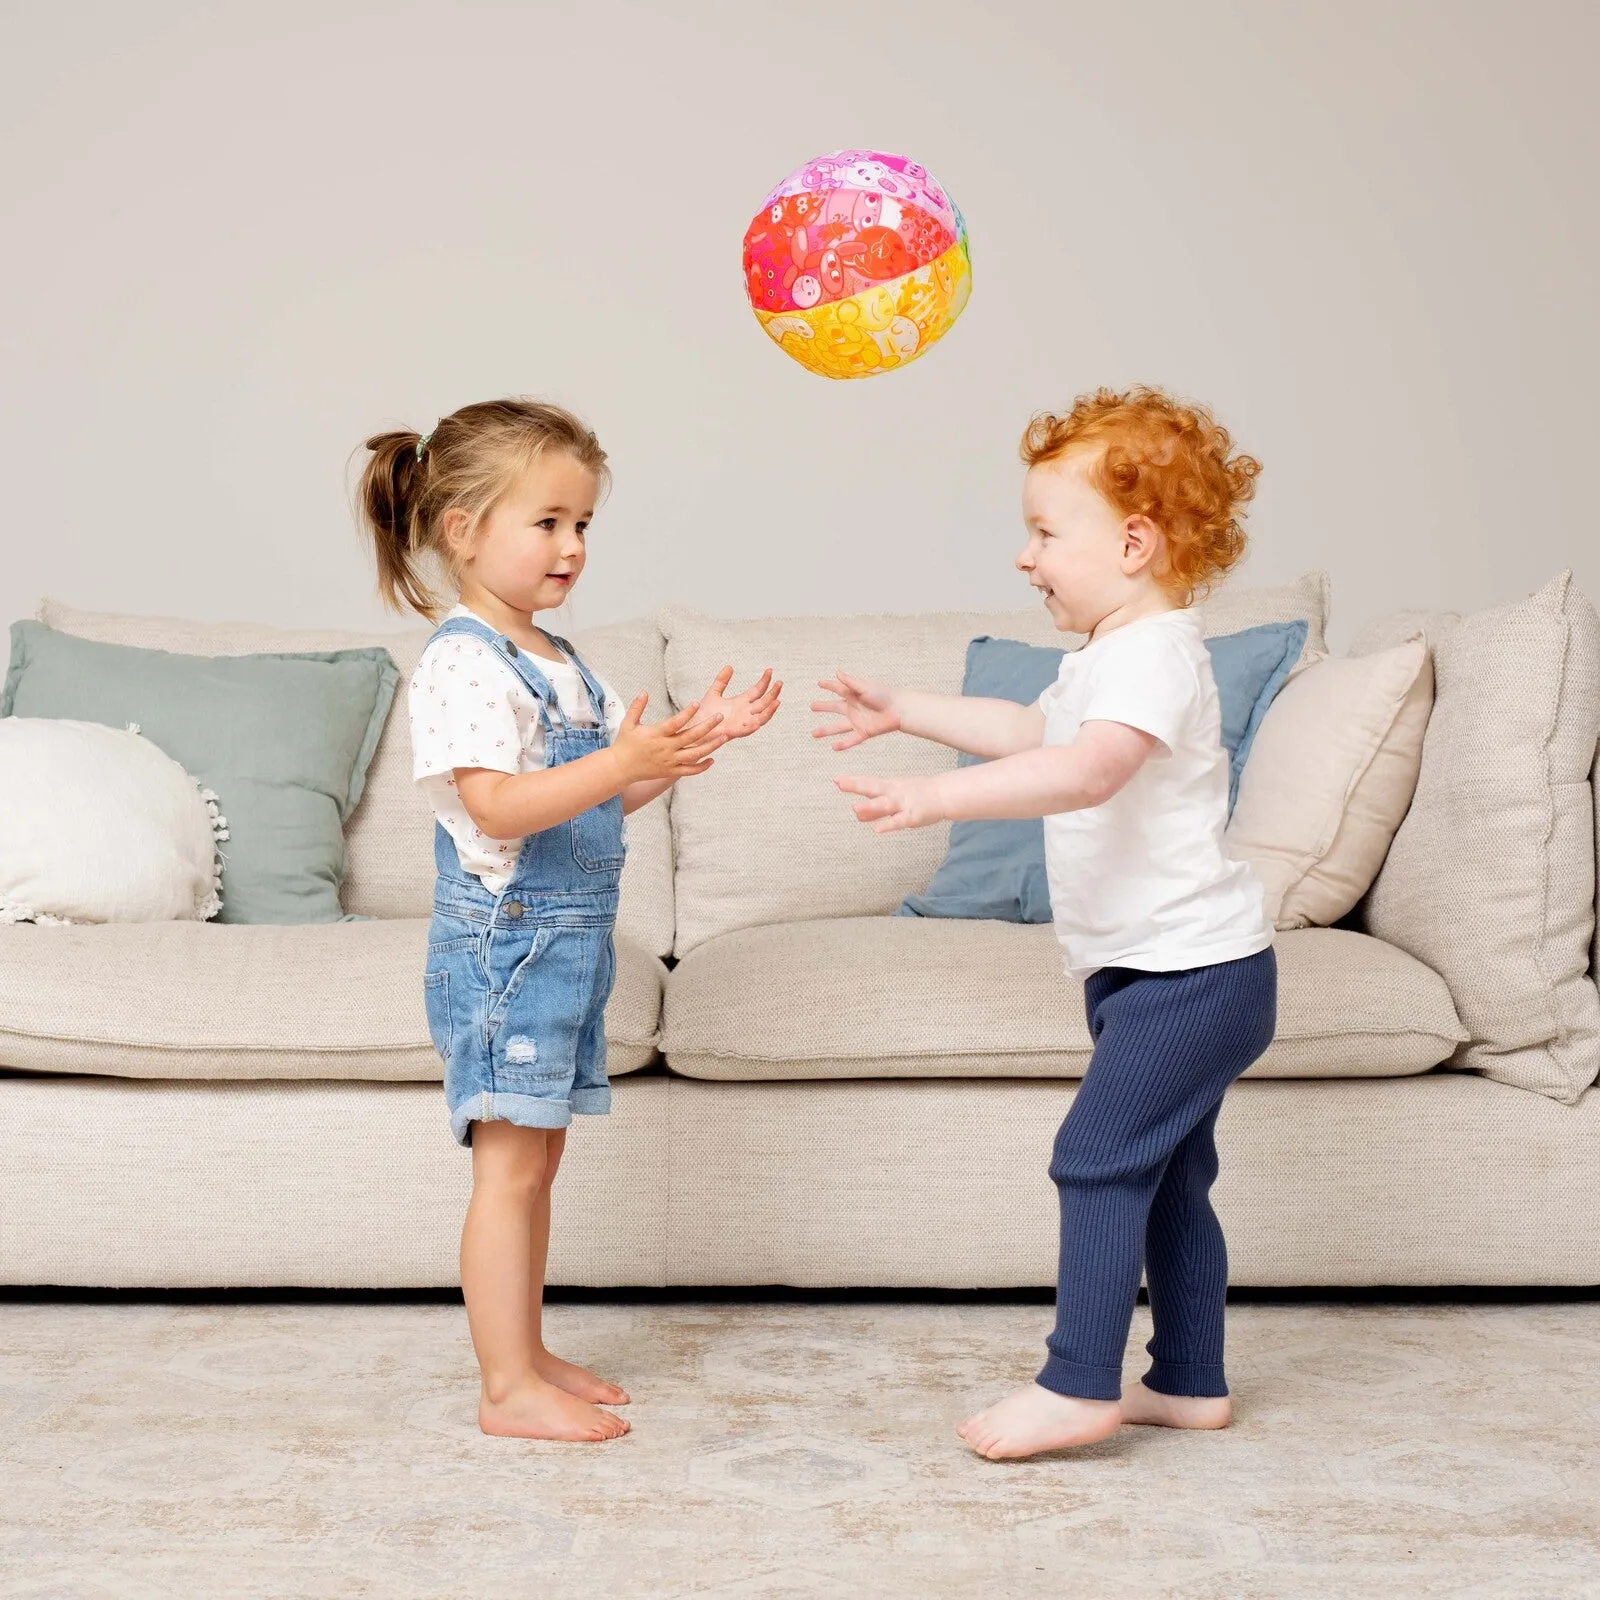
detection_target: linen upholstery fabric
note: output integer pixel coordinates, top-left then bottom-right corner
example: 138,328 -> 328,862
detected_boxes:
4,1073 -> 1596,1289
4,622 -> 396,926
0,920 -> 663,1079
1358,575 -> 1600,1103
1227,638 -> 1433,930
662,919 -> 1462,1081
660,573 -> 1330,954
34,600 -> 675,959
0,1077 -> 670,1288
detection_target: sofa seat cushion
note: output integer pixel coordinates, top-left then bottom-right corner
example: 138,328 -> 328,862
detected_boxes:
0,921 -> 663,1080
662,919 -> 1465,1082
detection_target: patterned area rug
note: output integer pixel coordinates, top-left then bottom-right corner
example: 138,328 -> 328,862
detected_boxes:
1,1298 -> 1595,1598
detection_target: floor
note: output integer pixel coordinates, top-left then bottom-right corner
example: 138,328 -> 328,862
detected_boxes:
1,1296 -> 1596,1599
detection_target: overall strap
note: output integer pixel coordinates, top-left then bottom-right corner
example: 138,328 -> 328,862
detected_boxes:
540,632 -> 611,728
426,614 -> 567,732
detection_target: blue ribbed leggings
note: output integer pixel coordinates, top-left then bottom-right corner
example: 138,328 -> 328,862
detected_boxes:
1038,947 -> 1278,1403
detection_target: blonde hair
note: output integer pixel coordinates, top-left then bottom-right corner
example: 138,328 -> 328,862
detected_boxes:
356,397 -> 610,619
1022,386 -> 1261,605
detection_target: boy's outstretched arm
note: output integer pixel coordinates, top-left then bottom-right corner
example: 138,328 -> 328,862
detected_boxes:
813,670 -> 1044,760
837,720 -> 1160,833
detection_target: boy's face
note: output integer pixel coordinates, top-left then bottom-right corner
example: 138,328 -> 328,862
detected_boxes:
1017,450 -> 1147,635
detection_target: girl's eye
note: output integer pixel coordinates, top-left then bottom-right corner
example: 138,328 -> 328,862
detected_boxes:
576,522 -> 589,537
537,518 -> 557,531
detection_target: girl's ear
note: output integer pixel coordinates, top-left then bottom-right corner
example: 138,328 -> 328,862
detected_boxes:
438,507 -> 474,562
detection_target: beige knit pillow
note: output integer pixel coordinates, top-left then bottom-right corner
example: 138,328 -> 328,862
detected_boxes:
1360,572 -> 1600,1104
1227,638 -> 1432,930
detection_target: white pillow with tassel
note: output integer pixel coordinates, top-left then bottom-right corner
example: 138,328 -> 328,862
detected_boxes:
0,718 -> 227,924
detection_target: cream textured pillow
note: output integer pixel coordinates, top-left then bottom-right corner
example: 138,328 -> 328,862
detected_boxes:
1360,572 -> 1600,1104
1227,639 -> 1432,930
0,718 -> 226,924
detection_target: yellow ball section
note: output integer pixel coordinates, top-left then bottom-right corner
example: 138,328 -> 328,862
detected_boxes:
755,237 -> 972,380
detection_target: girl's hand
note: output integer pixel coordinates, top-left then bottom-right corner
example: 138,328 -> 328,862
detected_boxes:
835,773 -> 946,834
696,666 -> 782,741
811,670 -> 901,750
611,693 -> 727,785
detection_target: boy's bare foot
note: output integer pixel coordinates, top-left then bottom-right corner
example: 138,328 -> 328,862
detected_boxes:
479,1380 -> 631,1441
957,1383 -> 1122,1459
532,1349 -> 631,1407
1118,1380 -> 1231,1429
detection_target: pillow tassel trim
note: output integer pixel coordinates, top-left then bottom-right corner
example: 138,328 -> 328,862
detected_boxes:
196,785 -> 230,923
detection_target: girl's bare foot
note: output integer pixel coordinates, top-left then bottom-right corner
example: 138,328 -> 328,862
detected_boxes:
479,1379 -> 631,1441
957,1383 -> 1122,1459
532,1349 -> 630,1407
1118,1380 -> 1231,1429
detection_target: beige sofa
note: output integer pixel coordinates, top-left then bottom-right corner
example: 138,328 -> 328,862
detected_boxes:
3,576 -> 1599,1289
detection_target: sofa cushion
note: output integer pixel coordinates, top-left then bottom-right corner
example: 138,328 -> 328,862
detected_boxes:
0,921 -> 663,1080
1226,637 -> 1433,929
660,573 -> 1330,955
34,600 -> 675,960
662,918 -> 1463,1081
1355,574 -> 1600,1104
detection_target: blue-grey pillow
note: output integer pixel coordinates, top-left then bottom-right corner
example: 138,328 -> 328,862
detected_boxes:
898,619 -> 1307,923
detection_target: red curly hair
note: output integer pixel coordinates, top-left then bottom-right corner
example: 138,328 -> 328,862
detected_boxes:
1021,386 -> 1261,605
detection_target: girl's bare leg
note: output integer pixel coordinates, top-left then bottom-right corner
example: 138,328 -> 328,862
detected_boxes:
526,1129 -> 630,1405
460,1120 -> 629,1441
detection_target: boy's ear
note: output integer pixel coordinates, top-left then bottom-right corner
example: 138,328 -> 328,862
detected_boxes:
1121,515 -> 1164,577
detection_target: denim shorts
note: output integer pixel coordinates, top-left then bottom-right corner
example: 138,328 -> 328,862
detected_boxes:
423,890 -> 617,1147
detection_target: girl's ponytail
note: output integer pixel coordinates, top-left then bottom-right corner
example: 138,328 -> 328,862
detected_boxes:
358,429 -> 437,617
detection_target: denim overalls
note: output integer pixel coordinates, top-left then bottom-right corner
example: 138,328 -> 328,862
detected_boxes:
420,615 -> 623,1146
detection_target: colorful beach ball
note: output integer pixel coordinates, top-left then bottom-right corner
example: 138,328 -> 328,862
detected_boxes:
743,150 -> 971,380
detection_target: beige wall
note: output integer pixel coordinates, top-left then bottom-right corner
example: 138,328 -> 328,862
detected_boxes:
1,1 -> 1595,653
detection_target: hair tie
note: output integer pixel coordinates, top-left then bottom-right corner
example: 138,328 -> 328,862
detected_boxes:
415,428 -> 435,462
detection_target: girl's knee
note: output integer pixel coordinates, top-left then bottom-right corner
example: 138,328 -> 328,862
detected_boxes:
471,1121 -> 555,1198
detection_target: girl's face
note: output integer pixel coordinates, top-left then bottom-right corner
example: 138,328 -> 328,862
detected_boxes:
456,453 -> 599,617
1016,451 -> 1164,635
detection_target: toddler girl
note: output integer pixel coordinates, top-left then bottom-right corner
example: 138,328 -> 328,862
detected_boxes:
358,398 -> 779,1442
813,386 -> 1276,1459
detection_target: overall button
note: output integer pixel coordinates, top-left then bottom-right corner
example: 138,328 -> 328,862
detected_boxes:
502,639 -> 518,656
502,900 -> 525,918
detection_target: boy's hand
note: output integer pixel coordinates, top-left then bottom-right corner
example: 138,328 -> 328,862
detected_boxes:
811,670 -> 901,750
835,773 -> 946,834
697,666 -> 782,741
611,693 -> 727,785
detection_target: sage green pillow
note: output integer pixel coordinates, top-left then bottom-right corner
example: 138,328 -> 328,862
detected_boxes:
2,622 -> 398,925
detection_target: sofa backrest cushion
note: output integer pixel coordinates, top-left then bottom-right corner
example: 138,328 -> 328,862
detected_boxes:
1354,572 -> 1600,1104
32,600 -> 675,957
660,572 -> 1330,955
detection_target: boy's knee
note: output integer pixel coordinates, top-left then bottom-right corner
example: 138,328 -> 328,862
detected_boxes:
1048,1127 -> 1160,1190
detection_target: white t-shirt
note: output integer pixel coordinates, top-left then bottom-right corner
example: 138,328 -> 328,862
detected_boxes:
409,607 -> 625,891
1038,607 -> 1271,981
